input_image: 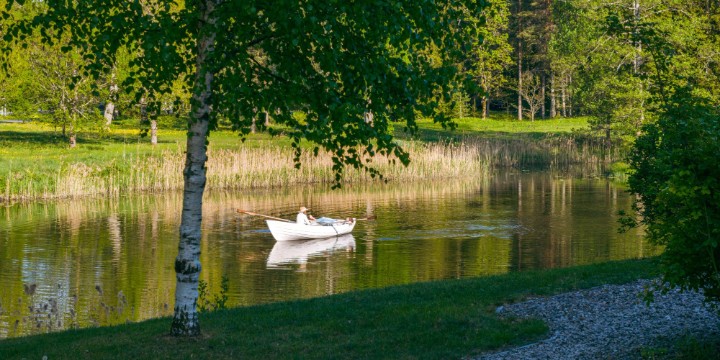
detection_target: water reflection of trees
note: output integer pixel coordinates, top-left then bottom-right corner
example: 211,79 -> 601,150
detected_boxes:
496,173 -> 653,271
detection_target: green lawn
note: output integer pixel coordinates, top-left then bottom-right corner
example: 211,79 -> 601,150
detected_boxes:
395,115 -> 591,142
0,120 -> 290,175
0,258 -> 657,360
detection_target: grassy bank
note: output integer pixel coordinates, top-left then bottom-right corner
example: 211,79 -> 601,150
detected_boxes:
0,116 -> 619,201
397,116 -> 593,141
0,258 -> 658,359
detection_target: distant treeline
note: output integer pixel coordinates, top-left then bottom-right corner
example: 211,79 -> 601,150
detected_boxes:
1,1 -> 718,146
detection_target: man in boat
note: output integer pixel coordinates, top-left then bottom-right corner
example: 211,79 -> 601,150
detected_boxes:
297,206 -> 316,225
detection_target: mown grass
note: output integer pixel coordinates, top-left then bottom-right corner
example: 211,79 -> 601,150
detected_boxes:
0,258 -> 658,360
395,115 -> 592,142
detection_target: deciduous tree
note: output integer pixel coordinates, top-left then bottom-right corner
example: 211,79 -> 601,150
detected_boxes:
625,89 -> 720,302
2,0 -> 483,335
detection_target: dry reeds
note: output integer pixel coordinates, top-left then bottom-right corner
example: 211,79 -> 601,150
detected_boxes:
1,136 -> 617,202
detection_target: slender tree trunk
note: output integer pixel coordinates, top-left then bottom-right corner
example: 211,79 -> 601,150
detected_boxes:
364,99 -> 374,125
568,74 -> 573,117
68,121 -> 76,148
541,74 -> 546,119
481,95 -> 488,119
517,0 -> 523,121
264,111 -> 270,127
171,0 -> 217,337
561,82 -> 567,117
104,72 -> 118,128
104,102 -> 115,126
151,119 -> 158,145
550,72 -> 556,118
140,97 -> 158,145
517,46 -> 523,121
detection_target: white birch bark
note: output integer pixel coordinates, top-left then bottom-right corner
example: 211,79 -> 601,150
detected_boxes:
104,72 -> 118,127
170,0 -> 217,336
104,102 -> 115,126
150,119 -> 158,145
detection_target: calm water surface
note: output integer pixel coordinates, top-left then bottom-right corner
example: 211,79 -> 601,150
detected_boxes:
0,171 -> 656,338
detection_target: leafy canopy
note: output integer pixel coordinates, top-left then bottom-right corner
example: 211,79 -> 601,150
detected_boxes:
2,0 -> 485,181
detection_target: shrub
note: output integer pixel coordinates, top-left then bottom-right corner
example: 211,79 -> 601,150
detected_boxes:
625,89 -> 720,301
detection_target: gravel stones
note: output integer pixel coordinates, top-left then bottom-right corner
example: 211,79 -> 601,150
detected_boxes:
477,279 -> 720,359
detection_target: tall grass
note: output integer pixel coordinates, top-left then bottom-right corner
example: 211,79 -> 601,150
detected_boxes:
1,142 -> 494,201
467,135 -> 620,169
1,118 -> 621,202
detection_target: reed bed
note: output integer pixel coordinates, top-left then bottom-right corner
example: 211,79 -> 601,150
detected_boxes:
462,135 -> 620,168
0,142 -> 489,201
0,136 -> 618,202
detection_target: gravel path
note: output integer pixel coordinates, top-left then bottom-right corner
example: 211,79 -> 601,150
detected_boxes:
476,279 -> 720,359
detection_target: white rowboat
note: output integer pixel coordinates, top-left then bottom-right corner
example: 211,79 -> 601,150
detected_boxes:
266,219 -> 356,241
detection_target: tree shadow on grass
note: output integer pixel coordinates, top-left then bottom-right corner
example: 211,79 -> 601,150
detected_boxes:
394,127 -> 557,143
0,129 -> 173,149
0,130 -> 68,148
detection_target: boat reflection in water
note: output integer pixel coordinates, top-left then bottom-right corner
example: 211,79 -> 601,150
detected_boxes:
267,234 -> 356,268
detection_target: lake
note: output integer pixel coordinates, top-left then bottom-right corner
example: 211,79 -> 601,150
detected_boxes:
0,170 -> 656,338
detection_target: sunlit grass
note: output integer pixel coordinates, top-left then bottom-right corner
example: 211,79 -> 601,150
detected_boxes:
395,114 -> 592,142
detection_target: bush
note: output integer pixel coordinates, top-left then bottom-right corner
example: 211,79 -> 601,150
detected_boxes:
626,90 -> 720,301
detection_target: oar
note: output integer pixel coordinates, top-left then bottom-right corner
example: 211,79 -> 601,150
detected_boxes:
236,209 -> 293,223
355,215 -> 377,221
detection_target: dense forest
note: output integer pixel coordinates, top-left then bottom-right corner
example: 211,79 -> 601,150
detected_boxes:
2,0 -> 718,147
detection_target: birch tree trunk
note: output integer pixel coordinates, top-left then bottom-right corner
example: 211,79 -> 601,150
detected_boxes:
104,102 -> 115,126
170,0 -> 217,337
151,119 -> 158,145
104,72 -> 118,127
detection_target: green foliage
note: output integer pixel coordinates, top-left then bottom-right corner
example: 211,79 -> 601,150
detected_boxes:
465,0 -> 513,114
197,276 -> 229,313
0,0 -> 488,183
626,88 -> 720,301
